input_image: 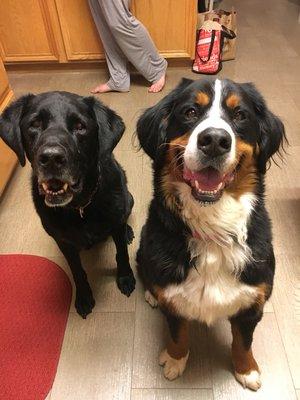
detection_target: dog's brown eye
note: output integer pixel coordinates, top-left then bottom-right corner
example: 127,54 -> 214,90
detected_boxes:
73,122 -> 85,132
185,108 -> 197,120
234,109 -> 246,121
31,120 -> 42,129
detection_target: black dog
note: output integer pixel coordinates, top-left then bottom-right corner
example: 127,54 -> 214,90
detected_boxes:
0,91 -> 135,318
136,78 -> 286,390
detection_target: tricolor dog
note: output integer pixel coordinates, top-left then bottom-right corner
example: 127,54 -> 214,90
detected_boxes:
136,78 -> 286,390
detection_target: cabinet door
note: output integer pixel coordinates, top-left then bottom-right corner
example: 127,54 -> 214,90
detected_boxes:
55,0 -> 105,61
0,59 -> 16,196
0,0 -> 60,62
0,61 -> 13,110
132,0 -> 197,59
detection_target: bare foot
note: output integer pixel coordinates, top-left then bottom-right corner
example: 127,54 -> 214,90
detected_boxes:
148,74 -> 166,93
90,83 -> 113,94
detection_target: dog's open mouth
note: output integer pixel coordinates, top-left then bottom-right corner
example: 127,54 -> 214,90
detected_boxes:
183,165 -> 235,205
39,179 -> 74,207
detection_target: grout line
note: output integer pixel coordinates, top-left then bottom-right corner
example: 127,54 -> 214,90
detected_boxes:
68,310 -> 135,316
130,386 -> 213,390
271,299 -> 299,393
129,282 -> 138,399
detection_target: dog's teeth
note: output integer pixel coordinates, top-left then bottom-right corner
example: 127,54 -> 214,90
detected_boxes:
42,183 -> 48,191
195,180 -> 199,190
63,183 -> 68,191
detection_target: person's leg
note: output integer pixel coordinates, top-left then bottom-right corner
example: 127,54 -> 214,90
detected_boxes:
88,0 -> 130,92
99,0 -> 167,92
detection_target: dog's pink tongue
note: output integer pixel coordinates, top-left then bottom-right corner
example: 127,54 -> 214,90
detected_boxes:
184,167 -> 223,190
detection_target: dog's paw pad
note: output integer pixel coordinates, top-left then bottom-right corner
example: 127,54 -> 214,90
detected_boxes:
235,370 -> 261,391
117,274 -> 136,297
159,349 -> 189,381
145,290 -> 158,308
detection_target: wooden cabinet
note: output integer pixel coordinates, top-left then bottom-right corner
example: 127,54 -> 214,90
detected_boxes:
0,0 -> 196,64
0,60 -> 13,110
0,0 -> 61,62
54,0 -> 105,61
54,0 -> 197,61
132,0 -> 197,59
0,59 -> 16,196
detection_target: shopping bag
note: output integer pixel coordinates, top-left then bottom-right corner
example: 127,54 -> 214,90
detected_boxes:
192,20 -> 235,74
192,21 -> 222,74
197,8 -> 237,61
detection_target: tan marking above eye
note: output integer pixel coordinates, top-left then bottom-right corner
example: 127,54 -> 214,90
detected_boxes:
226,94 -> 240,109
196,92 -> 210,106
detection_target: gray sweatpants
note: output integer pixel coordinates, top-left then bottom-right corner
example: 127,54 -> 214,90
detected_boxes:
88,0 -> 167,91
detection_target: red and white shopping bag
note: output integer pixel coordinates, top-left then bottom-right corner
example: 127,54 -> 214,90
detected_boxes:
193,21 -> 222,74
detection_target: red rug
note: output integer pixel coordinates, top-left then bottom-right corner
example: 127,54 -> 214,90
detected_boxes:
0,254 -> 72,400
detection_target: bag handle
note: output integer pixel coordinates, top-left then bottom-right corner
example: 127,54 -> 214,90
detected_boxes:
197,29 -> 216,63
221,25 -> 236,39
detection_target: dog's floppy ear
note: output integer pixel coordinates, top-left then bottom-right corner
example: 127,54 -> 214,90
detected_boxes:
241,83 -> 287,174
85,97 -> 125,157
137,78 -> 193,160
0,94 -> 34,166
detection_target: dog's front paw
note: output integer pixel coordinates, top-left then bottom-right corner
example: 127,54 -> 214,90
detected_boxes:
117,272 -> 136,297
75,288 -> 95,319
159,349 -> 189,381
235,369 -> 262,391
145,290 -> 158,308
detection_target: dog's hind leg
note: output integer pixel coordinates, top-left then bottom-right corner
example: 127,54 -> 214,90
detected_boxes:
112,223 -> 136,296
57,241 -> 95,318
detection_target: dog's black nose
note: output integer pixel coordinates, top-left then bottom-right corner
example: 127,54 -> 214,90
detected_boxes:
197,128 -> 232,157
38,147 -> 67,168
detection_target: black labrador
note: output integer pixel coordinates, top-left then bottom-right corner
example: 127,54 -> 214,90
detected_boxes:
0,91 -> 135,318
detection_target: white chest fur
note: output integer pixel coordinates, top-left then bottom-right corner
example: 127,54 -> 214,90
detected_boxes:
163,186 -> 259,325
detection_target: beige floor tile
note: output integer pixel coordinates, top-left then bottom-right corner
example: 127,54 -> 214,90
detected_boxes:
266,146 -> 300,190
132,283 -> 212,389
271,254 -> 300,388
297,389 -> 300,400
266,188 -> 300,255
49,249 -> 137,314
209,314 -> 297,400
51,312 -> 134,400
263,300 -> 274,313
131,388 -> 213,400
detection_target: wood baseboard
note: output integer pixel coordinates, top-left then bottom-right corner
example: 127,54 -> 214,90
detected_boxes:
0,86 -> 13,112
0,86 -> 17,197
5,58 -> 192,73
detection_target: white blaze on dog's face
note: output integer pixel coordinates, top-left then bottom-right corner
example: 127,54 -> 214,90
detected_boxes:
184,79 -> 236,171
150,77 -> 285,207
183,79 -> 238,204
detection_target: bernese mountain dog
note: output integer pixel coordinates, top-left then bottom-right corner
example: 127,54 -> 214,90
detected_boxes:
136,78 -> 286,391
